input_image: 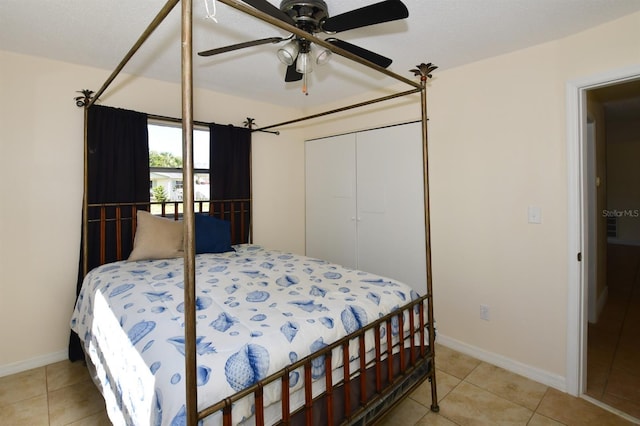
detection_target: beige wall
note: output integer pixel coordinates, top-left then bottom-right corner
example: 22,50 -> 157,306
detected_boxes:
426,11 -> 639,381
303,11 -> 640,385
0,50 -> 304,372
1,9 -> 640,389
430,11 -> 639,381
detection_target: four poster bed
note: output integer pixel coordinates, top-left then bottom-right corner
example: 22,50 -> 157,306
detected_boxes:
70,0 -> 438,425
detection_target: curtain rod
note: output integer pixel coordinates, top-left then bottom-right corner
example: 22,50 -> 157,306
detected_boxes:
72,102 -> 279,135
148,113 -> 208,127
147,113 -> 279,135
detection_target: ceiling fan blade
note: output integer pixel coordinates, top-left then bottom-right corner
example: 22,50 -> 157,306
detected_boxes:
285,64 -> 303,82
198,37 -> 285,57
322,0 -> 409,33
240,0 -> 296,25
326,38 -> 393,68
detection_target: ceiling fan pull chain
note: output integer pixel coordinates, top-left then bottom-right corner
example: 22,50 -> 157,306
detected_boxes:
302,71 -> 309,96
204,0 -> 218,23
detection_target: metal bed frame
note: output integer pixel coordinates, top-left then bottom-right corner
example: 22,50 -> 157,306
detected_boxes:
77,0 -> 438,424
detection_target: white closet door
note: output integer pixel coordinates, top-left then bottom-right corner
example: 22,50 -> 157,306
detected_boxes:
355,122 -> 427,293
305,134 -> 357,268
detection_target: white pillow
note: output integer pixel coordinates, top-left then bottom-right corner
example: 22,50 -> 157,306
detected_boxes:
127,210 -> 184,261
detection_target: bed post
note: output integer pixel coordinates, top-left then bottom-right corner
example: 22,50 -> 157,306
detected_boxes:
181,0 -> 198,424
82,99 -> 90,276
412,62 -> 440,412
73,90 -> 95,276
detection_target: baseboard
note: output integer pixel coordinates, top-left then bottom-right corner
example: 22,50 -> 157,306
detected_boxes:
0,350 -> 68,378
436,334 -> 567,392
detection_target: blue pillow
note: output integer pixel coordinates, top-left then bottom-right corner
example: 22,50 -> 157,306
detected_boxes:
194,214 -> 233,254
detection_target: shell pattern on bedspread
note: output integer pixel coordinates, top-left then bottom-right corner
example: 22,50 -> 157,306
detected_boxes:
71,244 -> 420,426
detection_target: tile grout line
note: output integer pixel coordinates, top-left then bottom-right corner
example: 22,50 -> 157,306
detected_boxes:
465,362 -> 541,412
404,363 -> 472,426
528,387 -> 570,426
426,371 -> 465,426
435,356 -> 482,425
527,386 -> 549,425
45,365 -> 52,426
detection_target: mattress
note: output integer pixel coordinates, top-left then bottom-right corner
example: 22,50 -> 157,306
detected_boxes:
71,244 -> 420,425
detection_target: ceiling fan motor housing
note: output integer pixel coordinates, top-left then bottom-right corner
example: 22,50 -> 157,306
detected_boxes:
279,0 -> 329,33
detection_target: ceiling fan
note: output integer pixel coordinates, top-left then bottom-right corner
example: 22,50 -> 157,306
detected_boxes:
198,0 -> 409,93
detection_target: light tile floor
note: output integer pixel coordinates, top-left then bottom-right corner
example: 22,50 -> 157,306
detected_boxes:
0,344 -> 637,425
379,344 -> 639,426
0,359 -> 109,426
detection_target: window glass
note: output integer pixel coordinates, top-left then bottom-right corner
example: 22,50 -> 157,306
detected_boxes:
148,123 -> 210,202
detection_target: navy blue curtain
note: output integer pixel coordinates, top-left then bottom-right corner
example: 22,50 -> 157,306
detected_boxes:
209,123 -> 251,243
69,105 -> 149,361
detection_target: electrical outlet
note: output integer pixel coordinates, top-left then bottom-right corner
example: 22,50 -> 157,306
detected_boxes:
480,304 -> 490,321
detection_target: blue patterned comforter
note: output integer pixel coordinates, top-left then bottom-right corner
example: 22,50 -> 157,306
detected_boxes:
71,245 -> 420,425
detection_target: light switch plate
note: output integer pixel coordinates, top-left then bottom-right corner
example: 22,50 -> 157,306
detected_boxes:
528,206 -> 542,224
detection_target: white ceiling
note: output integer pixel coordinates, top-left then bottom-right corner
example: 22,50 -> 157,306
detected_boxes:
2,0 -> 640,109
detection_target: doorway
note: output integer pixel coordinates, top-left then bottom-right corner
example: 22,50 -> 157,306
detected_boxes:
566,65 -> 640,420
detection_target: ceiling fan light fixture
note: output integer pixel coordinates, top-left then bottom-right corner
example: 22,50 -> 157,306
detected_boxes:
277,40 -> 299,66
296,51 -> 314,74
315,47 -> 332,65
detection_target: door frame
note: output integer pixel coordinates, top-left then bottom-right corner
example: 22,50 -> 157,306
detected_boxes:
565,64 -> 640,396
585,119 -> 598,325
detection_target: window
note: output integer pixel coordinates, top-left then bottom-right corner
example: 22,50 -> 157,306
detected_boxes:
148,123 -> 210,202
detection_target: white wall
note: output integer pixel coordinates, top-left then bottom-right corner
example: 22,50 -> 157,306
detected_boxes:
2,9 -> 640,389
0,50 -> 304,373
